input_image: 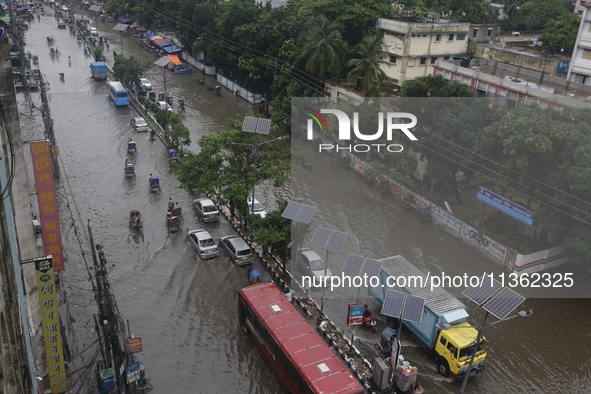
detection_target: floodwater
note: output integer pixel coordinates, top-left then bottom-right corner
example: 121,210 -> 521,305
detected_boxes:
19,6 -> 591,394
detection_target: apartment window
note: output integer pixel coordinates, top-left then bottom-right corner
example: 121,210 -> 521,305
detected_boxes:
431,57 -> 437,64
456,34 -> 466,40
448,34 -> 454,41
574,73 -> 588,84
473,28 -> 478,37
389,55 -> 397,64
435,34 -> 442,42
420,58 -> 427,65
443,56 -> 450,60
487,28 -> 493,37
582,49 -> 591,60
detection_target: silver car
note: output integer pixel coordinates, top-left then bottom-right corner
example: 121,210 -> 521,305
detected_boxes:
193,198 -> 220,223
220,235 -> 253,266
140,78 -> 152,90
130,117 -> 149,132
187,229 -> 220,259
297,249 -> 332,283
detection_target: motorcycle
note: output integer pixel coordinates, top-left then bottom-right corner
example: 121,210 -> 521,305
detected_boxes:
59,73 -> 65,81
362,305 -> 377,334
150,130 -> 156,141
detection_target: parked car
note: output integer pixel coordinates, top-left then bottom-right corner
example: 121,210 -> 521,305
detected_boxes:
297,249 -> 332,283
187,229 -> 220,259
193,198 -> 220,223
220,235 -> 253,265
246,196 -> 267,218
139,78 -> 152,90
156,101 -> 174,112
130,117 -> 149,132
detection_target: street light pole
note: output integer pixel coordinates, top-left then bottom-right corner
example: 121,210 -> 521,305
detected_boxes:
459,311 -> 489,394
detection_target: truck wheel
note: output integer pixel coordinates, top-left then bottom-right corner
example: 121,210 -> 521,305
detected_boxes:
436,359 -> 450,377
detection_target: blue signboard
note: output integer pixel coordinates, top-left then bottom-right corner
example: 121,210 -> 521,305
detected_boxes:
477,186 -> 535,226
556,61 -> 570,75
347,303 -> 365,326
126,362 -> 141,384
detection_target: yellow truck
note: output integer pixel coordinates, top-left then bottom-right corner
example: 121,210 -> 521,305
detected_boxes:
370,255 -> 487,379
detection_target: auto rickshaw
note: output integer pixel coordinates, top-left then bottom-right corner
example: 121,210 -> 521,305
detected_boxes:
149,174 -> 161,192
168,149 -> 180,165
402,193 -> 413,210
129,210 -> 143,229
166,215 -> 181,233
419,204 -> 431,222
124,161 -> 135,177
127,140 -> 137,154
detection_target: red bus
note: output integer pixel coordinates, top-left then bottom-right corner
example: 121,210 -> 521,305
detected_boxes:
238,282 -> 365,394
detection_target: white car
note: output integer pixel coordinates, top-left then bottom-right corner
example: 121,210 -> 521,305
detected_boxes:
156,101 -> 174,112
193,198 -> 220,223
130,117 -> 149,132
187,229 -> 220,259
140,78 -> 152,90
297,249 -> 332,284
90,27 -> 98,36
246,196 -> 267,218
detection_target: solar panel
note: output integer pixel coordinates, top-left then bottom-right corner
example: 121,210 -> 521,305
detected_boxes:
242,117 -> 258,132
381,290 -> 405,318
326,230 -> 347,252
295,205 -> 316,224
112,24 -> 129,31
256,119 -> 272,135
281,201 -> 303,220
463,275 -> 503,305
401,295 -> 425,324
482,287 -> 525,320
342,254 -> 365,277
310,227 -> 331,248
361,259 -> 382,280
154,56 -> 171,67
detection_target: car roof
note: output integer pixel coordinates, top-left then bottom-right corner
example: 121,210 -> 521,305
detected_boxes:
189,229 -> 212,239
134,117 -> 147,123
221,235 -> 249,246
301,249 -> 322,261
140,78 -> 149,81
194,198 -> 215,206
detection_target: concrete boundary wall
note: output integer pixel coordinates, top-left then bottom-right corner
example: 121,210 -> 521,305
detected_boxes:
308,130 -> 568,274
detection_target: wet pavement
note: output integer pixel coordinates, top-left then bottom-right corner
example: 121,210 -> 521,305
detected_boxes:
17,4 -> 591,394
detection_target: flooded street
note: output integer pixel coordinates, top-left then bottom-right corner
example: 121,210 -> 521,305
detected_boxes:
19,6 -> 591,393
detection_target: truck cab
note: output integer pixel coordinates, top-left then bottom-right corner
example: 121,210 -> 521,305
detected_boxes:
434,323 -> 487,378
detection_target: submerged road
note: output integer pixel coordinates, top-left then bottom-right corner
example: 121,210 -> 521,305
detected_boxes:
17,4 -> 591,393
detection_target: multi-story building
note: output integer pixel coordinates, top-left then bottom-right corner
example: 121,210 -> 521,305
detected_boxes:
567,2 -> 591,84
376,18 -> 471,85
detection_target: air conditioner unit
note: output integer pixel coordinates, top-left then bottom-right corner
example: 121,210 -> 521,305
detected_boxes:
372,355 -> 391,391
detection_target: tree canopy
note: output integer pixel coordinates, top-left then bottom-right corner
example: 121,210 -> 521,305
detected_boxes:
538,13 -> 581,52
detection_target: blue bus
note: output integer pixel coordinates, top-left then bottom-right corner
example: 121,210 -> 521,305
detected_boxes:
108,81 -> 129,106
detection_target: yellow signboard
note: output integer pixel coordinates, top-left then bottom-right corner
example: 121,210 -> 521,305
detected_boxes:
35,257 -> 67,393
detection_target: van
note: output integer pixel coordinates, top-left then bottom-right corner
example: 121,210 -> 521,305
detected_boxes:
220,235 -> 253,266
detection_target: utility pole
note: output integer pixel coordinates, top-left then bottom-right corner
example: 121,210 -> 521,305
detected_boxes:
88,223 -> 127,393
39,73 -> 61,178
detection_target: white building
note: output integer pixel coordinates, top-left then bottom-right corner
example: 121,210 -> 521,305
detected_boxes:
376,18 -> 471,85
567,2 -> 591,84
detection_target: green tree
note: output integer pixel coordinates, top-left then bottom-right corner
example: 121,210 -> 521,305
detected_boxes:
300,16 -> 348,79
249,200 -> 292,272
538,13 -> 581,52
510,0 -> 569,31
401,74 -> 475,97
112,52 -> 150,87
502,0 -> 521,20
346,31 -> 389,97
169,123 -> 191,154
177,120 -> 290,217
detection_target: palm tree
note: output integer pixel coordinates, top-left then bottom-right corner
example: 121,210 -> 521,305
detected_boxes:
346,32 -> 389,97
525,11 -> 541,31
503,0 -> 520,20
300,16 -> 348,79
